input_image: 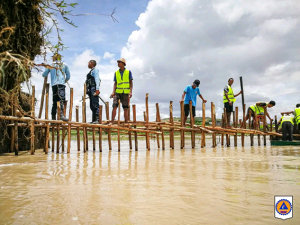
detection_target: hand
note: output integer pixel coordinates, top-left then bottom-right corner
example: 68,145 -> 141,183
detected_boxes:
110,93 -> 115,98
179,100 -> 184,103
239,90 -> 242,95
229,101 -> 232,106
129,92 -> 132,98
203,99 -> 207,103
93,90 -> 100,96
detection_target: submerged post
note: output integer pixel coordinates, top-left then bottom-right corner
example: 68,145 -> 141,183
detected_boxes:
30,85 -> 35,155
189,101 -> 195,148
180,101 -> 185,149
201,102 -> 206,148
45,84 -> 50,154
170,101 -> 174,149
76,106 -> 80,151
133,104 -> 138,151
99,105 -> 103,152
156,103 -> 165,150
67,88 -> 73,153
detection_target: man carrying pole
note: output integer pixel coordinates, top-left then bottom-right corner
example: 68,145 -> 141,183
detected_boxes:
179,79 -> 207,127
110,58 -> 133,124
42,53 -> 70,122
85,60 -> 100,124
223,78 -> 242,128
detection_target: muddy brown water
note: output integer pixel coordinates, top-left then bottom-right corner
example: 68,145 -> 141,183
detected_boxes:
0,137 -> 299,225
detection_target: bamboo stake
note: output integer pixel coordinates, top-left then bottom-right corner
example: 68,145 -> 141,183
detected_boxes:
189,101 -> 195,148
263,108 -> 267,146
180,101 -> 185,149
145,94 -> 150,150
45,84 -> 50,154
67,88 -> 73,153
30,85 -> 35,155
133,105 -> 138,151
38,77 -> 48,118
241,104 -> 246,147
156,103 -> 165,150
10,96 -> 15,153
201,102 -> 205,148
249,109 -> 253,146
106,102 -> 112,150
13,95 -> 18,155
82,97 -> 86,153
234,107 -> 238,147
62,100 -> 67,152
76,106 -> 80,151
128,103 -> 132,150
118,99 -> 121,151
170,101 -> 174,149
99,105 -> 103,152
221,114 -> 224,146
56,101 -> 61,154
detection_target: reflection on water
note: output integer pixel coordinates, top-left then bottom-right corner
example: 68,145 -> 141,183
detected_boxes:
0,138 -> 299,224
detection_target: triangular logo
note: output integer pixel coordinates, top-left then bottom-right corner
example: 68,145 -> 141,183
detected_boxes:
280,203 -> 288,210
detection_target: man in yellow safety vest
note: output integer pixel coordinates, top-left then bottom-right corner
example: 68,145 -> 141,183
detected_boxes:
223,78 -> 242,128
244,101 -> 275,126
110,58 -> 133,124
294,104 -> 300,130
277,113 -> 294,141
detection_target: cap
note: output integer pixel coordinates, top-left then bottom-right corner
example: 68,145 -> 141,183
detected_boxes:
193,79 -> 200,87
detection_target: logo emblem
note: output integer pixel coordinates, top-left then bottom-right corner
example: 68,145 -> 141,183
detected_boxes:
275,196 -> 293,220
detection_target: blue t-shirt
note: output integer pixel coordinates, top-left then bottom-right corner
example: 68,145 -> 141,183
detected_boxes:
184,85 -> 201,106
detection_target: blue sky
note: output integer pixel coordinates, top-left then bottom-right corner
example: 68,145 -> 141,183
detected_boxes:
30,0 -> 300,122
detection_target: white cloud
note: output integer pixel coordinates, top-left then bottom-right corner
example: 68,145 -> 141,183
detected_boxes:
103,52 -> 115,59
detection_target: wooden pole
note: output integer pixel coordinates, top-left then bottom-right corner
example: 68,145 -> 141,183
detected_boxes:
92,127 -> 96,151
84,101 -> 88,151
82,97 -> 86,153
270,117 -> 273,140
133,104 -> 138,151
128,103 -> 132,150
180,101 -> 185,149
67,88 -> 73,153
170,101 -> 174,149
234,107 -> 238,147
263,108 -> 267,146
223,108 -> 230,147
155,104 -> 160,149
143,111 -> 149,149
118,99 -> 121,151
189,101 -> 195,148
76,106 -> 80,151
10,96 -> 15,153
240,76 -> 245,116
212,103 -> 217,147
56,101 -> 61,153
30,85 -> 35,155
62,100 -> 67,152
221,114 -> 224,146
145,94 -> 150,150
106,102 -> 112,150
275,115 -> 278,133
38,77 -> 48,118
99,105 -> 103,152
156,103 -> 165,150
201,102 -> 205,148
257,114 -> 261,146
13,95 -> 18,155
241,104 -> 246,147
249,109 -> 253,146
45,84 -> 50,154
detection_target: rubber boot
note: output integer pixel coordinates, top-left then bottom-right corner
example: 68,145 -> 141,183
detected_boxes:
60,104 -> 69,122
92,115 -> 99,124
89,113 -> 96,124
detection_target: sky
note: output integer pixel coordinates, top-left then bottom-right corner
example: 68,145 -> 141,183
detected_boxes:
28,0 -> 300,123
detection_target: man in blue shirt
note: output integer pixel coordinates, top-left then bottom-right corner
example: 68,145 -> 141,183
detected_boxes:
42,53 -> 70,121
85,60 -> 100,123
180,79 -> 207,126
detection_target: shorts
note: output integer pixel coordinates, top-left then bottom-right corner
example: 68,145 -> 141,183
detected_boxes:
224,102 -> 233,113
184,104 -> 195,117
246,107 -> 256,118
112,93 -> 129,109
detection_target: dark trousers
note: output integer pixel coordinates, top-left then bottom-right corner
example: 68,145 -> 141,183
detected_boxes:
282,121 -> 293,141
52,85 -> 66,116
88,87 -> 99,121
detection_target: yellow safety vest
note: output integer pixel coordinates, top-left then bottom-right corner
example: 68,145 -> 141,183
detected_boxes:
223,85 -> 236,103
294,108 -> 300,125
115,69 -> 130,94
281,115 -> 294,126
249,102 -> 267,115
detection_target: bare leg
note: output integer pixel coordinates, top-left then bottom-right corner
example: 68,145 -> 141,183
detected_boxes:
111,107 -> 117,123
124,108 -> 129,123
